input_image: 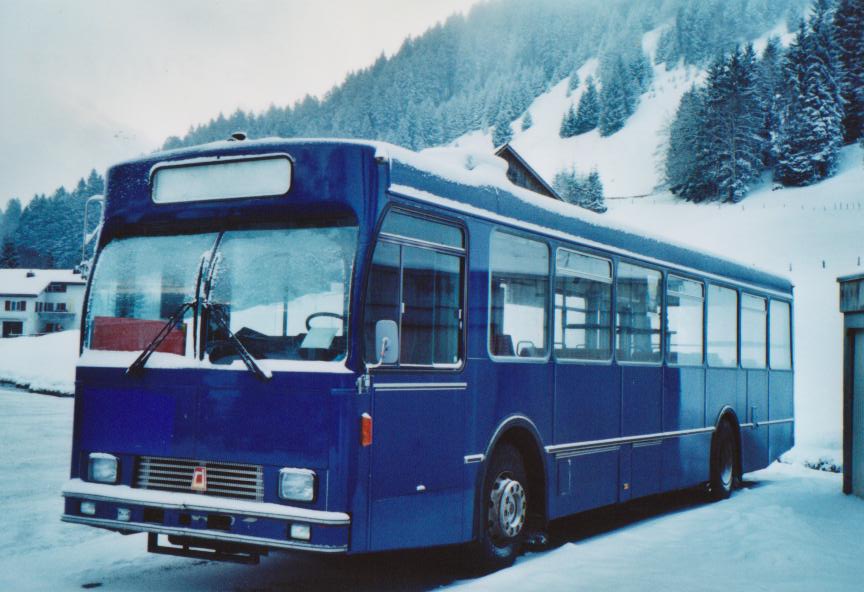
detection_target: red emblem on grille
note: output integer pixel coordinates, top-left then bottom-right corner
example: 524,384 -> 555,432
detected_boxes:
191,466 -> 207,491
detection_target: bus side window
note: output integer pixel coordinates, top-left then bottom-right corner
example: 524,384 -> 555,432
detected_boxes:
741,294 -> 767,369
707,284 -> 738,367
364,242 -> 401,363
489,231 -> 549,359
400,247 -> 461,365
363,211 -> 465,367
769,300 -> 792,370
554,248 -> 612,361
666,276 -> 704,366
616,262 -> 662,363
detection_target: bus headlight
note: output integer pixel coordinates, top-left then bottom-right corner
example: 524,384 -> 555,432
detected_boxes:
278,468 -> 316,502
88,453 -> 119,484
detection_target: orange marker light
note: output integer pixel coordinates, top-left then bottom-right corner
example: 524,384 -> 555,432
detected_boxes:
361,413 -> 373,447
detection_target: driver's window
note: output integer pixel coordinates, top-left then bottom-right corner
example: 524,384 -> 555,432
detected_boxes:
363,211 -> 464,367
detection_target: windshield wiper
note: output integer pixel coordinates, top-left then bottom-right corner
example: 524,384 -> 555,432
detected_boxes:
126,301 -> 195,377
205,303 -> 272,382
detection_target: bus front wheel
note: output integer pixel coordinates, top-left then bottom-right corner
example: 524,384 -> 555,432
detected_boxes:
709,420 -> 738,501
471,444 -> 528,572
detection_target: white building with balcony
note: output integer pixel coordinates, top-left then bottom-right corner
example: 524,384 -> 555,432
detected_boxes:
0,269 -> 86,337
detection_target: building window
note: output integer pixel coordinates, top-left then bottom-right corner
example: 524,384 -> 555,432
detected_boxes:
616,262 -> 662,363
56,302 -> 67,312
5,300 -> 27,312
554,248 -> 612,361
707,284 -> 738,367
489,231 -> 549,359
769,300 -> 792,370
741,294 -> 767,369
46,283 -> 67,293
666,276 -> 704,366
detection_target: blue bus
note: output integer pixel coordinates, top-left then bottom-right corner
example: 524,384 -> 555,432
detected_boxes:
62,138 -> 794,570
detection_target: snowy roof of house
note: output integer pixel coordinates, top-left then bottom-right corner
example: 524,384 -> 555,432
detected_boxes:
0,269 -> 85,297
494,143 -> 563,200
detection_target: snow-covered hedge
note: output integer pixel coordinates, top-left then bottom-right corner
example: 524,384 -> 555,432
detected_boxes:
0,331 -> 78,395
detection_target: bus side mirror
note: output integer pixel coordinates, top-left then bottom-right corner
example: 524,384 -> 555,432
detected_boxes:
375,320 -> 399,365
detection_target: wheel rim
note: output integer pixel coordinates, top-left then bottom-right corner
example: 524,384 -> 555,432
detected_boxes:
719,438 -> 734,490
488,473 -> 527,544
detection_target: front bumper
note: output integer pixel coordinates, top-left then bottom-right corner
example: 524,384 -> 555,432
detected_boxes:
61,479 -> 350,553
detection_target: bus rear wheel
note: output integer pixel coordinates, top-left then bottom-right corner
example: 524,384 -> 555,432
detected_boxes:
709,420 -> 738,501
470,444 -> 528,572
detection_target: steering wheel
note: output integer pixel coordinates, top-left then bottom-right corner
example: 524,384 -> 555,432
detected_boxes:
305,311 -> 344,330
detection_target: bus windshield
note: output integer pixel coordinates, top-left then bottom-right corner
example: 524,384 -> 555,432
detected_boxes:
84,226 -> 357,364
206,227 -> 356,363
85,233 -> 218,357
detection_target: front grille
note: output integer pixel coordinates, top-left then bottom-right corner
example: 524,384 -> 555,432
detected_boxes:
136,456 -> 264,501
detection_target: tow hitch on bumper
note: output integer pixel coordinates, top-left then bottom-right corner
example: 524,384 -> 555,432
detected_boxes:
61,479 -> 350,562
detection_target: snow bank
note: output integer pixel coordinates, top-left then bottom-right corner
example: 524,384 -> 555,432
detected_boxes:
0,331 -> 78,395
781,446 -> 843,473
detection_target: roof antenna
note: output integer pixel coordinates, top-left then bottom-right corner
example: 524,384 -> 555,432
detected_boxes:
228,131 -> 247,142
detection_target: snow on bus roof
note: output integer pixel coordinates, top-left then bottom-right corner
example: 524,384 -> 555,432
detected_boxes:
0,269 -> 85,297
132,138 -> 791,292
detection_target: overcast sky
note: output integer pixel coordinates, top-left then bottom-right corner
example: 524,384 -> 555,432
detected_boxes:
0,0 -> 483,209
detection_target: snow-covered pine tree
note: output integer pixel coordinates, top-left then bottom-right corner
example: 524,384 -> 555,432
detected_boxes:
756,37 -> 785,167
704,45 -> 764,202
0,239 -> 18,268
574,76 -> 600,134
834,0 -> 864,143
584,169 -> 607,212
598,57 -> 632,136
1,198 -> 21,240
655,27 -> 679,67
492,110 -> 514,147
553,168 -> 583,205
666,87 -> 714,201
568,70 -> 581,94
559,105 -> 579,138
775,4 -> 845,186
521,111 -> 533,130
629,51 -> 654,95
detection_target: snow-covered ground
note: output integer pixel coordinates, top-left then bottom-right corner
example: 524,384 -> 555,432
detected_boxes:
1,385 -> 861,591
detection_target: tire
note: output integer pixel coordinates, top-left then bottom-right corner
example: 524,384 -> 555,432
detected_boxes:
469,444 -> 528,573
709,420 -> 738,501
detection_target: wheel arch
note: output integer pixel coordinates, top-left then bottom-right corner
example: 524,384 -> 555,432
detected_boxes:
473,415 -> 548,539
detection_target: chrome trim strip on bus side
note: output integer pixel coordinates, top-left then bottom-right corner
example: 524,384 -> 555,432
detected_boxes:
389,185 -> 793,299
545,426 -> 716,457
374,382 -> 468,391
61,515 -> 348,553
464,454 -> 485,464
555,445 -> 621,459
740,422 -> 755,428
62,479 -> 350,525
758,418 -> 795,426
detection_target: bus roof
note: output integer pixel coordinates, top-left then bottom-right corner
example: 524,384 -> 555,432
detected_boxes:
106,138 -> 792,297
